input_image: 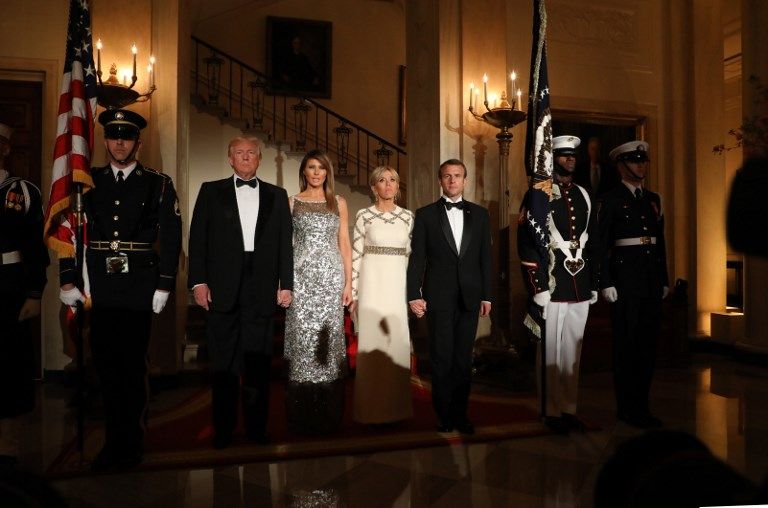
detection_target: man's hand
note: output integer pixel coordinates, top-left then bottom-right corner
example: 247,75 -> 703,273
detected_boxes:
59,284 -> 86,306
193,284 -> 212,311
601,286 -> 618,303
18,298 -> 41,321
409,299 -> 427,318
152,290 -> 170,314
277,289 -> 293,308
480,301 -> 492,317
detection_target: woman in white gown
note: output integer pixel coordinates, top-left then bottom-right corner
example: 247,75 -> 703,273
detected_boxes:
350,167 -> 414,424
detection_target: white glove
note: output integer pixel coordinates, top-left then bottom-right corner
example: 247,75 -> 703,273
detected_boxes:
589,291 -> 599,305
152,290 -> 170,314
60,286 -> 86,306
662,286 -> 669,299
602,286 -> 618,303
533,291 -> 551,319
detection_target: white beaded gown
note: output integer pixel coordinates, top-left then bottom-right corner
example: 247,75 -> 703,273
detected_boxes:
284,197 -> 347,434
351,205 -> 414,423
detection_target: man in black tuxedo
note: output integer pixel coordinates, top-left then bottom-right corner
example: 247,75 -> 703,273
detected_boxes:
575,136 -> 618,197
407,159 -> 492,434
59,109 -> 182,471
188,136 -> 293,449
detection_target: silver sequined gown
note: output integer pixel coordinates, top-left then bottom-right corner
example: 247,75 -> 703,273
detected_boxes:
284,197 -> 347,434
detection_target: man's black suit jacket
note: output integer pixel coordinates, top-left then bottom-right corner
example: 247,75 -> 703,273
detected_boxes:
188,177 -> 293,314
407,199 -> 493,312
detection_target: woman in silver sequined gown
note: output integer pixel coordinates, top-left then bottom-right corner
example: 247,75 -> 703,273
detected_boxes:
284,150 -> 353,435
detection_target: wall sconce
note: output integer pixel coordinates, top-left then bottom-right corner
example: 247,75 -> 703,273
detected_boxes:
334,122 -> 352,175
95,39 -> 156,109
291,100 -> 311,150
375,144 -> 392,167
204,53 -> 224,105
248,78 -> 266,129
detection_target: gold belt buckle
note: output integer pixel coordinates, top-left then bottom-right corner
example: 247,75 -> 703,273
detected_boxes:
569,240 -> 580,249
640,236 -> 651,245
109,240 -> 120,252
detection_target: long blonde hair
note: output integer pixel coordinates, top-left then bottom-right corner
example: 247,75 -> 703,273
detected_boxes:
299,149 -> 337,213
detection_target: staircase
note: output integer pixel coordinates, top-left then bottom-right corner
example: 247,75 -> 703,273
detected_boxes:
184,37 -> 407,369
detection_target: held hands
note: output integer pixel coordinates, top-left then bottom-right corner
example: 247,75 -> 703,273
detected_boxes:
59,284 -> 86,306
152,290 -> 170,314
602,286 -> 618,303
409,299 -> 427,318
277,289 -> 293,308
348,300 -> 357,314
18,298 -> 41,321
589,291 -> 599,305
193,284 -> 212,311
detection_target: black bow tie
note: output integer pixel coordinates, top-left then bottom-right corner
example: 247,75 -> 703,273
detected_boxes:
444,200 -> 465,211
236,178 -> 257,189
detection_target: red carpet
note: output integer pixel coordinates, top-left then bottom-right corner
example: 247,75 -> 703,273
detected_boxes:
46,376 -> 549,478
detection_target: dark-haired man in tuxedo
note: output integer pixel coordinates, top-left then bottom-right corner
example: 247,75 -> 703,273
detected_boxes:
407,159 -> 493,434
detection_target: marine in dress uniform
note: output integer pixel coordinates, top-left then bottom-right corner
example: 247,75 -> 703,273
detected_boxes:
599,140 -> 669,429
58,109 -> 182,470
518,135 -> 599,434
0,122 -> 50,461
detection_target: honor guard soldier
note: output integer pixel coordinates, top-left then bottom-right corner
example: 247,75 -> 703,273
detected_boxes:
58,109 -> 182,471
599,140 -> 669,429
0,122 -> 50,462
518,135 -> 599,434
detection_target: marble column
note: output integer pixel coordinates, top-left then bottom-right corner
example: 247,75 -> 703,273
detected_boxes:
736,0 -> 768,355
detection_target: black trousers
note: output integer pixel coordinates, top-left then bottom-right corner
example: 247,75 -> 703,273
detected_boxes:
610,295 -> 662,418
426,304 -> 479,425
0,274 -> 35,418
90,306 -> 152,454
206,254 -> 274,438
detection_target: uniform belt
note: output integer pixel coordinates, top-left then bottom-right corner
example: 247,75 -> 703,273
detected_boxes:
364,245 -> 407,256
615,236 -> 657,247
89,240 -> 153,252
1,250 -> 22,265
554,240 -> 581,250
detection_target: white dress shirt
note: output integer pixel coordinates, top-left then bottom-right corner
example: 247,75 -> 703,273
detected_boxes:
443,195 -> 464,252
622,180 -> 642,197
110,161 -> 137,180
234,174 -> 260,252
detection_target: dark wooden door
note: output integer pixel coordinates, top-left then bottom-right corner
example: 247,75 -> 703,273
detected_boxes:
0,79 -> 44,378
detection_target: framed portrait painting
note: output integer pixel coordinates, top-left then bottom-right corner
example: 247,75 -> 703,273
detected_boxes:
266,16 -> 332,98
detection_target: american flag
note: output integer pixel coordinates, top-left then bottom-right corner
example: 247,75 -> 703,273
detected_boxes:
524,0 -> 553,255
43,0 -> 97,258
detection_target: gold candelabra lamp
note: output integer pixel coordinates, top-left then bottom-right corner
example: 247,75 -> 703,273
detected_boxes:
95,39 -> 156,109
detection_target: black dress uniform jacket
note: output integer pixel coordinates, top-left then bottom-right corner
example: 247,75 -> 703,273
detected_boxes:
59,163 -> 182,309
518,183 -> 599,303
598,184 -> 669,296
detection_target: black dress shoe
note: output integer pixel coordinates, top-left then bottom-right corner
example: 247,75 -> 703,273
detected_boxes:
562,413 -> 586,432
212,433 -> 233,449
455,421 -> 475,435
544,416 -> 570,435
436,422 -> 455,433
246,432 -> 271,445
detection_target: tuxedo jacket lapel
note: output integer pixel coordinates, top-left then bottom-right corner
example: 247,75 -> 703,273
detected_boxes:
254,179 -> 274,245
218,179 -> 244,251
459,204 -> 473,259
437,200 -> 459,257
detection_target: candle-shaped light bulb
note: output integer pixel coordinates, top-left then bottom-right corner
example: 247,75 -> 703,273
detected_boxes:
96,39 -> 102,73
516,89 -> 522,110
469,82 -> 475,109
131,43 -> 137,78
149,55 -> 156,87
482,73 -> 488,104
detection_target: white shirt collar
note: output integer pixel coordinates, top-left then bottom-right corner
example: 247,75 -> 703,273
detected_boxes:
111,161 -> 138,179
622,180 -> 642,194
442,194 -> 463,203
232,174 -> 259,187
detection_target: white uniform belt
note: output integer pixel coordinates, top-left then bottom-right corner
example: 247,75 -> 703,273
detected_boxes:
1,250 -> 22,265
615,236 -> 657,247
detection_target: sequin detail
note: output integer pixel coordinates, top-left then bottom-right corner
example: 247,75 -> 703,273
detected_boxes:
363,245 -> 407,256
284,197 -> 346,384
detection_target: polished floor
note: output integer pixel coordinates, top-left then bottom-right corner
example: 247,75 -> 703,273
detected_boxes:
6,351 -> 768,507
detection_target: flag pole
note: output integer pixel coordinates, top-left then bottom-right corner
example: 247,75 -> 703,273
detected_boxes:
73,182 -> 86,456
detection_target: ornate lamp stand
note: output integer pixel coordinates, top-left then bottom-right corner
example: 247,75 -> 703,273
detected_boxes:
468,91 -> 526,354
